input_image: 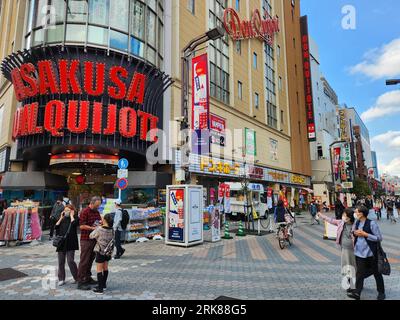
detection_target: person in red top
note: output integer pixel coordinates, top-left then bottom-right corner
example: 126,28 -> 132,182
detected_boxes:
77,196 -> 102,291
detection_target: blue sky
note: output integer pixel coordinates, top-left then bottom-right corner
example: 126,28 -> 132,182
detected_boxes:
300,0 -> 400,176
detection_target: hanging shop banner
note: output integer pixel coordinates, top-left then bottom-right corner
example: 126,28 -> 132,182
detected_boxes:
300,16 -> 316,142
192,53 -> 210,155
223,8 -> 280,46
245,128 -> 257,156
210,114 -> 226,147
333,147 -> 341,181
339,110 -> 349,141
168,188 -> 185,242
211,205 -> 221,242
342,143 -> 352,162
224,184 -> 231,214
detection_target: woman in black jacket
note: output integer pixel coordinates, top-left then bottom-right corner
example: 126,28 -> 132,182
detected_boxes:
55,204 -> 79,286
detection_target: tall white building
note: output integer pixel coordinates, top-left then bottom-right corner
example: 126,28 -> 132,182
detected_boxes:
309,38 -> 339,205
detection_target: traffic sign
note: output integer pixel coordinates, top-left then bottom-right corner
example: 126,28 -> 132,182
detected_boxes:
117,169 -> 128,179
118,158 -> 129,169
116,178 -> 128,190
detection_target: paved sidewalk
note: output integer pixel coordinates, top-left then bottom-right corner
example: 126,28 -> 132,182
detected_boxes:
0,212 -> 399,300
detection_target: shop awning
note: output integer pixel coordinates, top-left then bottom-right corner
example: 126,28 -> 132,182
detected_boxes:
127,172 -> 172,189
0,172 -> 68,190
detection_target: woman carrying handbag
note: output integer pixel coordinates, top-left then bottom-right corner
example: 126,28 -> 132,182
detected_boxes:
54,204 -> 79,286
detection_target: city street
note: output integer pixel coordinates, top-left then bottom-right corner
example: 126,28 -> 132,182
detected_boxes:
0,213 -> 399,300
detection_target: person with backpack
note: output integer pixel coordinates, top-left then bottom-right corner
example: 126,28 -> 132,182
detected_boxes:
386,198 -> 396,223
348,206 -> 385,300
89,213 -> 114,295
113,200 -> 127,259
49,197 -> 65,240
309,201 -> 320,225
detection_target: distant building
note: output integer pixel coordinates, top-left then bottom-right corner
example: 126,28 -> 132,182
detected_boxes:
371,151 -> 379,180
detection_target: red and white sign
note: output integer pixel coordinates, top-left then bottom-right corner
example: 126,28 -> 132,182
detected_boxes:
300,16 -> 316,142
50,153 -> 119,166
223,8 -> 280,46
210,114 -> 226,147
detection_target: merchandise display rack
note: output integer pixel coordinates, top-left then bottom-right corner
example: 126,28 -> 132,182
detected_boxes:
125,207 -> 164,242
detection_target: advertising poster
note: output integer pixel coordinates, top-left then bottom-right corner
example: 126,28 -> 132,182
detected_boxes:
210,206 -> 221,242
224,184 -> 231,214
210,114 -> 226,147
168,188 -> 185,242
270,138 -> 278,161
192,54 -> 210,155
324,221 -> 338,240
333,147 -> 341,180
188,189 -> 202,242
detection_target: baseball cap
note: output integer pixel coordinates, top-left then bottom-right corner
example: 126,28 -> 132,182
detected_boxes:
115,199 -> 122,205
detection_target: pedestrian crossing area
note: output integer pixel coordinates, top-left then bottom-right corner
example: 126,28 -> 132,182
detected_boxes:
192,224 -> 400,264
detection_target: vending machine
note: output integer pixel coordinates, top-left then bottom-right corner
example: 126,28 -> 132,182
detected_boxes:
165,185 -> 204,247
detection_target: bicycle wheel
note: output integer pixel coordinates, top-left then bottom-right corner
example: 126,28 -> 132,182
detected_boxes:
259,211 -> 271,230
278,228 -> 285,250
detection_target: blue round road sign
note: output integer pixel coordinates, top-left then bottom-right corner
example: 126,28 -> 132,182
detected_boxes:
116,178 -> 128,190
118,158 -> 129,169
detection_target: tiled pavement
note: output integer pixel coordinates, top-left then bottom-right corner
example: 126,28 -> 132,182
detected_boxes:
0,214 -> 399,300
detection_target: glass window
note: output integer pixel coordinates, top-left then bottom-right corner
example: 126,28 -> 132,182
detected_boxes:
158,22 -> 164,55
47,24 -> 64,43
238,81 -> 242,100
130,0 -> 145,40
188,0 -> 195,14
110,0 -> 129,31
253,52 -> 257,69
50,0 -> 66,23
89,0 -> 110,25
146,8 -> 156,47
255,93 -> 259,109
67,0 -> 88,22
147,47 -> 156,65
35,0 -> 48,28
33,29 -> 44,46
66,24 -> 86,42
147,0 -> 157,11
130,37 -> 144,57
110,30 -> 128,51
88,26 -> 108,45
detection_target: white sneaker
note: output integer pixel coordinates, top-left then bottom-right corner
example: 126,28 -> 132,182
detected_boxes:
58,280 -> 66,286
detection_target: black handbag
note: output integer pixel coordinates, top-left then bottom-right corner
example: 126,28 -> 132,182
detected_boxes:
377,242 -> 391,276
52,222 -> 72,249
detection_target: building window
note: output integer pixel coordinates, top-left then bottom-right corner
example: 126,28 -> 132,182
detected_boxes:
317,146 -> 323,159
238,81 -> 243,100
209,0 -> 230,104
295,64 -> 297,76
253,52 -> 257,69
188,0 -> 195,15
255,93 -> 259,109
281,110 -> 284,124
277,45 -> 280,58
293,37 -> 296,48
296,91 -> 299,105
265,43 -> 277,129
278,76 -> 282,91
235,0 -> 240,11
236,40 -> 241,54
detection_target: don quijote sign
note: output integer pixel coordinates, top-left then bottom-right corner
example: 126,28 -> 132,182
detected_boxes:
223,8 -> 280,45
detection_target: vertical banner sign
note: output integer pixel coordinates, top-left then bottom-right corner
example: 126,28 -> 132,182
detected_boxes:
168,188 -> 185,242
245,128 -> 257,156
192,54 -> 210,155
210,114 -> 226,146
224,184 -> 231,214
300,16 -> 316,142
333,147 -> 341,181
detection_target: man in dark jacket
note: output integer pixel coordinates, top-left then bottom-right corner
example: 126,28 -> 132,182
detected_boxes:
335,199 -> 345,220
49,197 -> 65,240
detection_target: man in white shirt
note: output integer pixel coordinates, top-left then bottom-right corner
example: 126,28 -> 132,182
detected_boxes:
113,200 -> 126,259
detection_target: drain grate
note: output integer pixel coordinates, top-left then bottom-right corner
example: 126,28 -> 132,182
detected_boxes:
0,268 -> 28,282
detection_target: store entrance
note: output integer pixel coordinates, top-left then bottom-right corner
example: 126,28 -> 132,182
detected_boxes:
50,165 -> 118,210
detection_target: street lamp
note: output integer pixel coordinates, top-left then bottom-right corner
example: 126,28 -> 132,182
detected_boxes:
386,79 -> 400,86
180,27 -> 225,184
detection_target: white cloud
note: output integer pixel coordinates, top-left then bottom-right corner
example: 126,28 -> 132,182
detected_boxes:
360,90 -> 400,122
371,131 -> 400,176
350,38 -> 400,80
380,158 -> 400,176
